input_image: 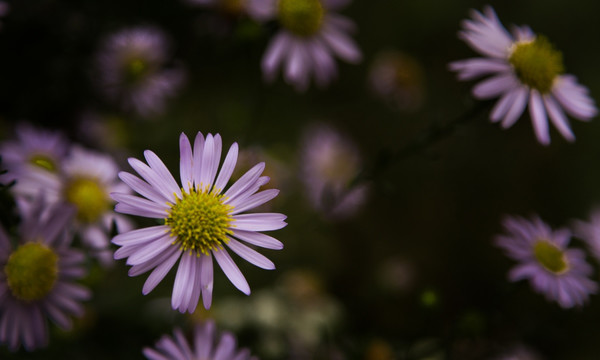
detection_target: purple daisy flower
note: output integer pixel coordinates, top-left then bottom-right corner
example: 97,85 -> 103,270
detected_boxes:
300,123 -> 368,219
143,320 -> 257,360
0,199 -> 91,351
0,123 -> 69,184
449,6 -> 597,145
95,26 -> 186,118
111,132 -> 286,313
248,0 -> 362,91
495,215 -> 597,308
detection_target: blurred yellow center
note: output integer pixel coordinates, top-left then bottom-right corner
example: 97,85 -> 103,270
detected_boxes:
5,243 -> 58,301
533,240 -> 568,274
29,154 -> 57,172
509,36 -> 564,93
64,177 -> 108,223
278,0 -> 324,36
125,58 -> 149,84
165,189 -> 233,256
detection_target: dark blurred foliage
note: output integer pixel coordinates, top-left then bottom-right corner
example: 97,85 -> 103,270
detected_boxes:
2,0 -> 600,359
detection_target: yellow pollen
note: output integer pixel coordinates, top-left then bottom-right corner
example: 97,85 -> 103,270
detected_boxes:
508,36 -> 564,93
64,177 -> 109,223
278,0 -> 325,37
29,153 -> 57,172
5,243 -> 58,302
533,240 -> 569,274
165,188 -> 234,256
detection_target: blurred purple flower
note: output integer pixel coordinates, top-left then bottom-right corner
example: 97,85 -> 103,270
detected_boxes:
0,1 -> 9,29
495,215 -> 597,308
248,0 -> 362,91
0,200 -> 90,351
449,6 -> 597,145
0,123 -> 69,184
95,26 -> 186,118
573,208 -> 600,262
300,123 -> 368,219
12,145 -> 133,266
111,132 -> 286,313
143,320 -> 257,360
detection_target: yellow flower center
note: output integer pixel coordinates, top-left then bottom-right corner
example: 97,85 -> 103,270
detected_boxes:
64,177 -> 109,223
508,36 -> 564,93
277,0 -> 325,37
533,240 -> 569,274
124,58 -> 150,84
165,189 -> 234,256
29,153 -> 57,172
4,243 -> 58,301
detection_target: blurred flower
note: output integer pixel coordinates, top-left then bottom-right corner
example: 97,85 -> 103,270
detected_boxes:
449,6 -> 597,145
0,199 -> 90,351
0,123 -> 69,185
59,146 -> 133,266
495,215 -> 597,308
249,0 -> 362,91
95,26 -> 186,118
211,269 -> 343,359
143,320 -> 257,360
77,111 -> 131,152
368,51 -> 426,111
112,132 -> 286,313
300,123 -> 368,219
572,208 -> 600,262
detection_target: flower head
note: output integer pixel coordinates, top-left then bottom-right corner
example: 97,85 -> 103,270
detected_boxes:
112,132 -> 286,313
0,123 -> 69,184
95,26 -> 186,118
249,0 -> 362,91
300,123 -> 368,219
495,215 -> 597,308
449,6 -> 597,145
0,200 -> 91,351
143,320 -> 256,360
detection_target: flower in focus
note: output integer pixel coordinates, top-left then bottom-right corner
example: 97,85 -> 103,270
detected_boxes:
248,0 -> 362,91
0,123 -> 69,185
449,6 -> 597,145
95,26 -> 186,118
143,320 -> 257,360
368,51 -> 426,112
573,208 -> 600,262
0,200 -> 91,351
494,215 -> 597,308
112,132 -> 286,313
300,123 -> 368,219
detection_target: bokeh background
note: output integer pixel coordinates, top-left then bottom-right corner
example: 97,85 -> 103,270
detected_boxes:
2,0 -> 600,359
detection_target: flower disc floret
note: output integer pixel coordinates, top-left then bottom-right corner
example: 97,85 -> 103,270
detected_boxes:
278,0 -> 325,36
64,177 -> 109,223
534,240 -> 569,274
165,189 -> 234,256
4,243 -> 58,302
509,36 -> 564,93
28,153 -> 57,172
124,58 -> 150,84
